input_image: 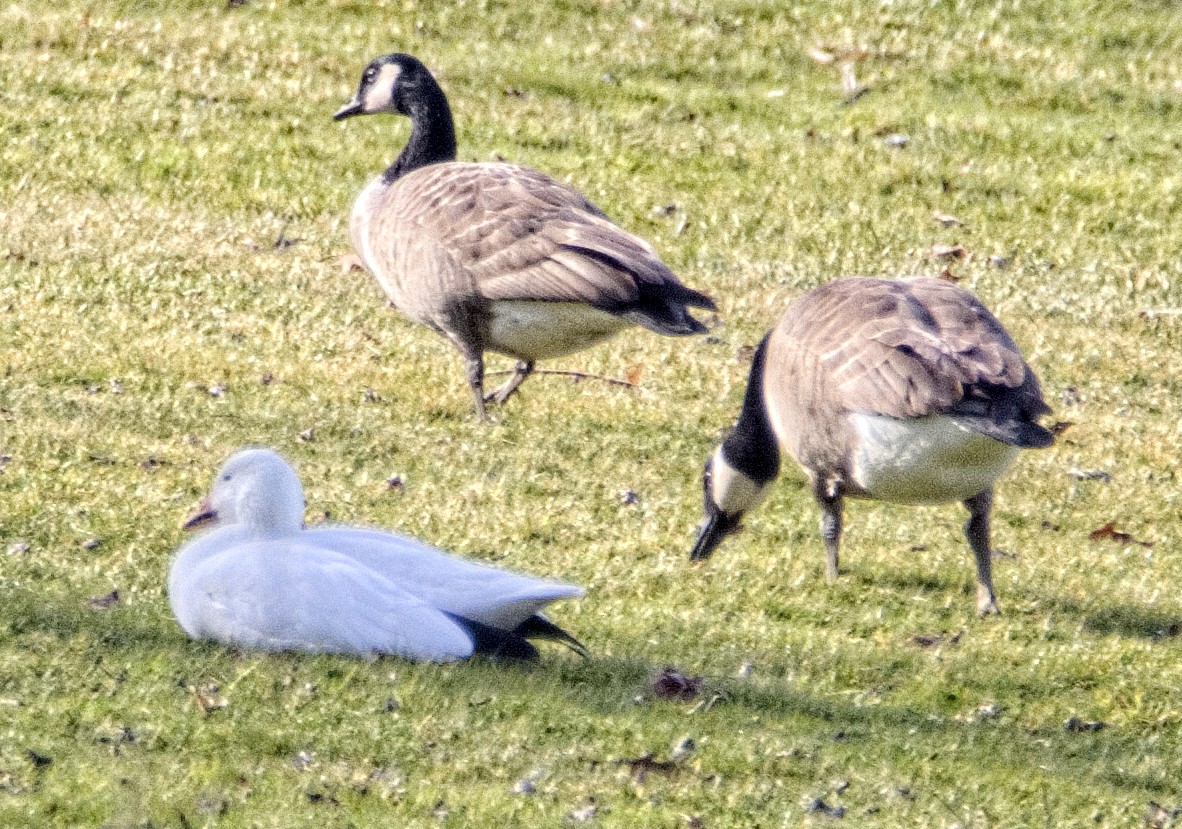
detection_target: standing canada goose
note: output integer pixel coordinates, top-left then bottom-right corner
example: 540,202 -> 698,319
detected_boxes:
333,53 -> 716,420
171,448 -> 586,660
690,277 -> 1054,616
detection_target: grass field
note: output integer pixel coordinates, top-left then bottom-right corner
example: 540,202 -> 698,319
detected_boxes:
2,0 -> 1181,825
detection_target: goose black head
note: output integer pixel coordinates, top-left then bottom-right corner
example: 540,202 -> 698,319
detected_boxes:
689,446 -> 772,561
334,53 -> 437,121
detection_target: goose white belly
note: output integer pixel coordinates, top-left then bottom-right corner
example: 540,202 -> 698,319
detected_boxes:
849,413 -> 1018,504
349,177 -> 387,279
485,300 -> 630,360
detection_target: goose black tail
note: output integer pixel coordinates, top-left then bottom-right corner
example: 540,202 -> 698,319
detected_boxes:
444,613 -> 539,661
514,614 -> 589,658
952,415 -> 1055,449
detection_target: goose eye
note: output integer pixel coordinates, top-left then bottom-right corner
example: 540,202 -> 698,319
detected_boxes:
364,68 -> 377,82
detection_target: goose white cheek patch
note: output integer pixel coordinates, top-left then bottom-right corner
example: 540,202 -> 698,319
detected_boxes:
711,448 -> 771,516
363,63 -> 401,112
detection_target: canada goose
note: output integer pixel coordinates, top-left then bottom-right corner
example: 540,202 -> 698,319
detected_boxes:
333,53 -> 717,420
689,277 -> 1054,615
171,448 -> 585,660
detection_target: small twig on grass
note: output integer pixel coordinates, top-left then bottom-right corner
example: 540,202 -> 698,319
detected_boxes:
614,753 -> 679,783
483,368 -> 638,389
1139,308 -> 1182,319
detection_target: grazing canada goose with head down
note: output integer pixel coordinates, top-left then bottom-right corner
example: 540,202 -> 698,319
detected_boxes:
170,448 -> 585,660
334,53 -> 717,420
690,277 -> 1054,616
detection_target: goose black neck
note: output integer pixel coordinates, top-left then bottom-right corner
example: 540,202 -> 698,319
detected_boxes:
382,77 -> 457,183
721,334 -> 781,485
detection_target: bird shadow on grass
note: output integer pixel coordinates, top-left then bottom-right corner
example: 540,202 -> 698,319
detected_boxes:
543,653 -> 1172,797
847,567 -> 962,596
1045,595 -> 1182,640
843,568 -> 1182,643
2,586 -> 182,652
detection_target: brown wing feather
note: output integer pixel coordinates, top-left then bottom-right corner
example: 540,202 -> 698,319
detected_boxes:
778,277 -> 1047,420
363,163 -> 713,328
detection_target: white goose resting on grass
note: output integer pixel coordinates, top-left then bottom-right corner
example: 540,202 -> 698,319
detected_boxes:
690,277 -> 1054,616
169,448 -> 585,661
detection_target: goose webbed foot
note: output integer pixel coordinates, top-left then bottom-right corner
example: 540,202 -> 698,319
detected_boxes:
483,360 -> 535,406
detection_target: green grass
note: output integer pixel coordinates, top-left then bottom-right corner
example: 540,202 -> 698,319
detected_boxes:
2,0 -> 1181,825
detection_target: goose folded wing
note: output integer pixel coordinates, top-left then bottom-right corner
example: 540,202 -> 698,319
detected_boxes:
798,278 -> 1046,420
394,163 -> 703,308
303,526 -> 585,630
184,540 -> 475,661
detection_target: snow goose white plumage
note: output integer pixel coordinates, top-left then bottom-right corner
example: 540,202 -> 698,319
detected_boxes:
169,448 -> 585,660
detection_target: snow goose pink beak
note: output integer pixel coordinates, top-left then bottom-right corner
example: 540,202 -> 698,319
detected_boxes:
182,497 -> 217,531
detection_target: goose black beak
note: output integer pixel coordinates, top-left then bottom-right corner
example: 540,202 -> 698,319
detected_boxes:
182,498 -> 217,531
333,99 -> 364,121
689,505 -> 738,561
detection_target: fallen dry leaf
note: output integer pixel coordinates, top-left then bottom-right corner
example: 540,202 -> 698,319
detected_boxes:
26,749 -> 52,769
1088,522 -> 1152,547
931,243 -> 967,260
87,590 -> 120,610
1049,421 -> 1074,437
908,630 -> 963,648
650,667 -> 703,701
624,363 -> 644,386
1064,716 -> 1107,733
616,752 -> 679,784
273,226 -> 303,250
932,212 -> 964,227
806,798 -> 845,818
1145,801 -> 1181,828
937,267 -> 960,283
192,683 -> 229,714
339,253 -> 364,274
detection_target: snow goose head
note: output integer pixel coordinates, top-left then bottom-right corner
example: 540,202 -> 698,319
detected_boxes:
184,448 -> 305,537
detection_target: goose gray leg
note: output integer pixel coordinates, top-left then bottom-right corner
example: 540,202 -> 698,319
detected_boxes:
815,480 -> 843,580
440,327 -> 490,421
463,353 -> 490,422
485,359 -> 535,406
963,488 -> 1000,616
